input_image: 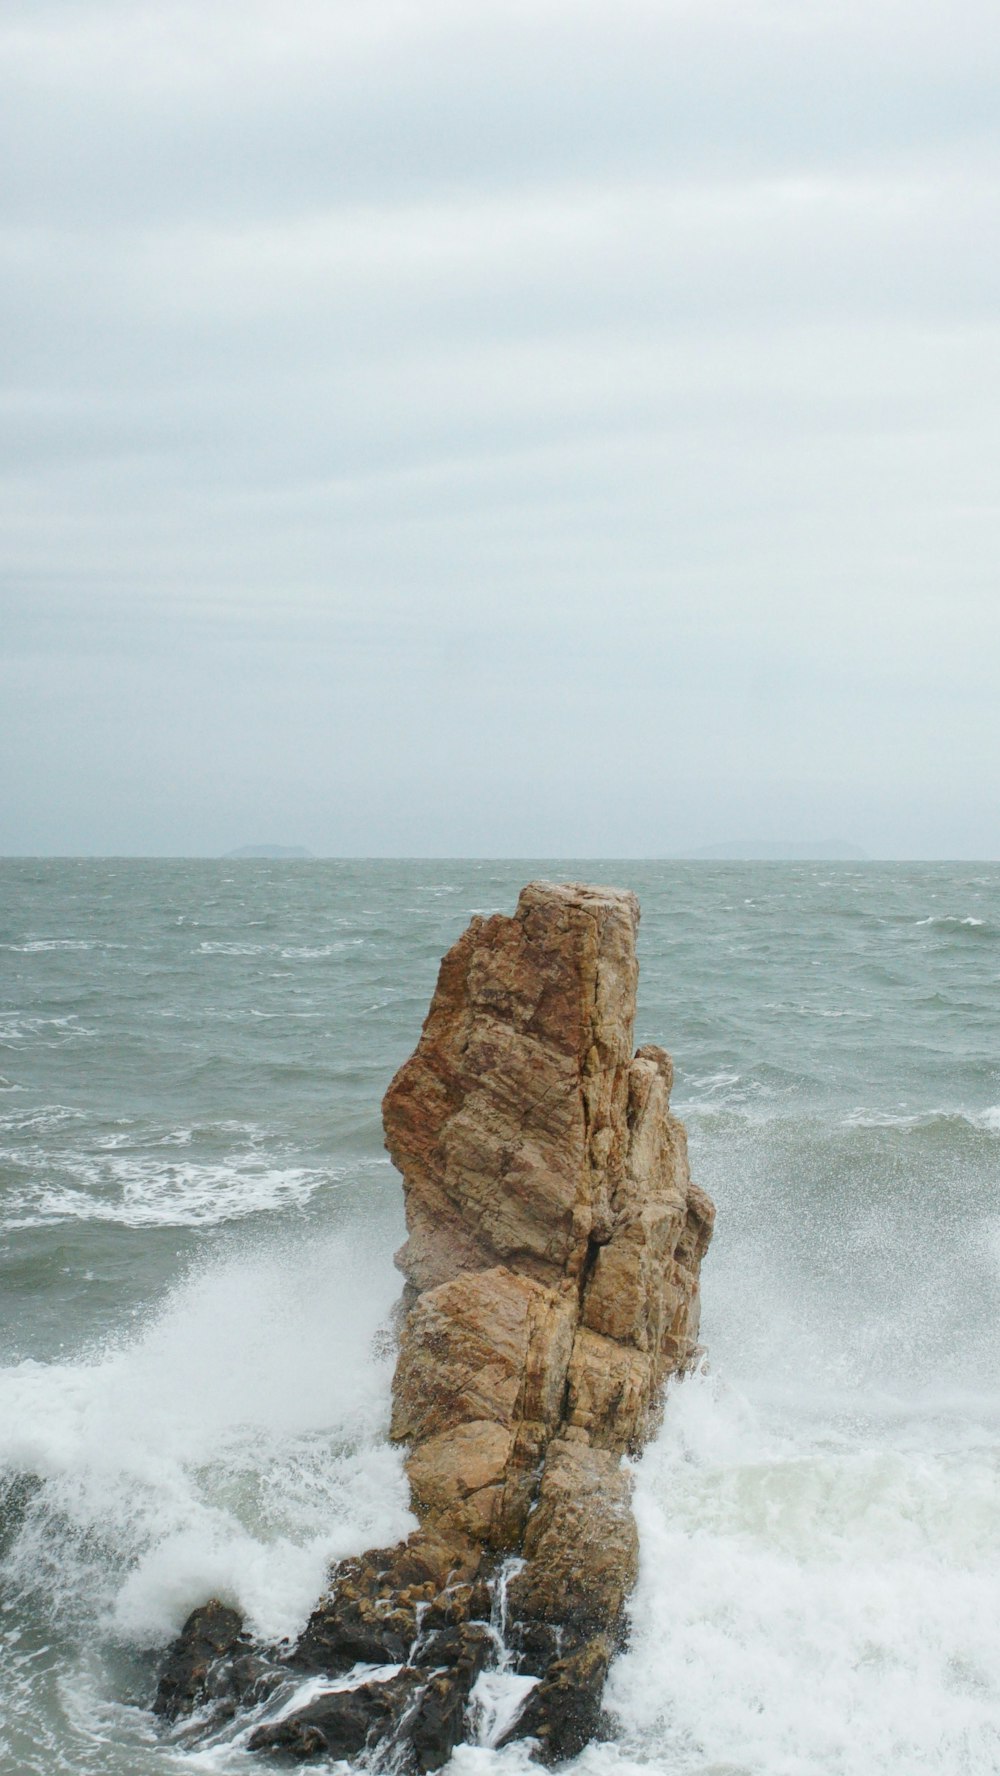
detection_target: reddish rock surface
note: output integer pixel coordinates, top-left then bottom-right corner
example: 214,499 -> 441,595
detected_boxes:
386,884 -> 713,1485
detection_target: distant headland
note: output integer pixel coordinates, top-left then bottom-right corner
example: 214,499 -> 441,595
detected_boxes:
676,840 -> 868,861
224,845 -> 314,860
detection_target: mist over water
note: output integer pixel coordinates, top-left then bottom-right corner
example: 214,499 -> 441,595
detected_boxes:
1,859 -> 998,1774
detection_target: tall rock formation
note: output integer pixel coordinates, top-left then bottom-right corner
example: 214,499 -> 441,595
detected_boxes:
155,883 -> 714,1768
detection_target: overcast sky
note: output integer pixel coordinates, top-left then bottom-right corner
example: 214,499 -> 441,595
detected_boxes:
3,0 -> 999,857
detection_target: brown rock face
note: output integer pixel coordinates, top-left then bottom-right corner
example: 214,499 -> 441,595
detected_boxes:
154,883 -> 714,1769
386,884 -> 712,1481
380,882 -> 713,1758
385,882 -> 644,1294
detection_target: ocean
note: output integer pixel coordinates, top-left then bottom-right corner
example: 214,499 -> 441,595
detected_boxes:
1,858 -> 998,1776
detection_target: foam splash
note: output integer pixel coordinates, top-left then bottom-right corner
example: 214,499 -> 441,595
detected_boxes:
0,1230 -> 415,1649
602,1371 -> 1000,1776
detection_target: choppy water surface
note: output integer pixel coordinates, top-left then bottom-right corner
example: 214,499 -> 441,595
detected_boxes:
1,859 -> 998,1775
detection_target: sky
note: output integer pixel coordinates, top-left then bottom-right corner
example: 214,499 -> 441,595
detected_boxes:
2,0 -> 999,858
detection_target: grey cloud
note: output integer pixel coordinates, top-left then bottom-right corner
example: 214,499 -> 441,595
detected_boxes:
3,1 -> 1000,230
2,0 -> 1000,855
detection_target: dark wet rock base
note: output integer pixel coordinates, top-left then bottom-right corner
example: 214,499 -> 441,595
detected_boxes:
154,1532 -> 623,1768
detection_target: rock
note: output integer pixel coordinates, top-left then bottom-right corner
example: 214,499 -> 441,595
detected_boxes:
499,1633 -> 615,1764
293,1529 -> 482,1673
153,1600 -> 249,1720
383,882 -> 642,1296
248,1626 -> 493,1771
505,1440 -> 639,1636
247,1669 -> 416,1760
408,1623 -> 494,1769
153,883 -> 714,1770
383,885 -> 712,1571
392,1267 -> 577,1546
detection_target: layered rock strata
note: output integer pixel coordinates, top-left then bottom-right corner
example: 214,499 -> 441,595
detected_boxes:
155,882 -> 714,1767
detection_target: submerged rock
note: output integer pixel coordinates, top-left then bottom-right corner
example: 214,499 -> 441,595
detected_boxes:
154,882 -> 714,1766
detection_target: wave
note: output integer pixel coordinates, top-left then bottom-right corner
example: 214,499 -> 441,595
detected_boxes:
0,940 -> 127,953
0,1015 -> 95,1047
914,915 -> 994,935
677,1089 -> 1000,1141
0,1103 -> 87,1136
2,1152 -> 336,1231
195,939 -> 365,958
195,940 -> 270,956
760,1000 -> 875,1021
842,1105 -> 1000,1135
0,1232 -> 415,1649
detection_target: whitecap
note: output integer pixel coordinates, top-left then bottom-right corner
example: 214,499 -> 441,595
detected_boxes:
0,939 -> 121,952
0,1015 -> 95,1045
843,1105 -> 1000,1134
0,1103 -> 87,1135
195,941 -> 267,956
280,941 -> 364,958
3,1154 -> 333,1231
915,915 -> 989,930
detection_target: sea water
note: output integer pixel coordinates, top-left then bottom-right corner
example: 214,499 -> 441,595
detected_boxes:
1,859 -> 998,1775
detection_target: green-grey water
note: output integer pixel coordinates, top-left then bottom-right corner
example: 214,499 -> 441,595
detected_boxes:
2,860 -> 999,1775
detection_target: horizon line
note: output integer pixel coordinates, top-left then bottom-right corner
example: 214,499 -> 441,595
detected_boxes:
2,853 -> 999,865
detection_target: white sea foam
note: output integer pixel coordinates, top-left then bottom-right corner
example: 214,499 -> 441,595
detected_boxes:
760,1001 -> 875,1021
0,939 -> 125,952
602,1372 -> 1000,1776
195,939 -> 364,958
843,1105 -> 1000,1134
0,1014 -> 95,1045
281,942 -> 364,958
196,941 -> 269,956
915,915 -> 988,928
684,1071 -> 743,1097
469,1671 -> 539,1748
0,1231 -> 415,1648
2,1149 -> 334,1230
0,1103 -> 87,1136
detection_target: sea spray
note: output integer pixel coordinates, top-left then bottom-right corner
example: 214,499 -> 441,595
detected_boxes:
0,1228 -> 415,1652
605,1370 -> 1000,1776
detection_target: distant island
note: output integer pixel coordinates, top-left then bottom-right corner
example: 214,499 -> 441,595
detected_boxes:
224,845 -> 314,860
677,840 -> 869,861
